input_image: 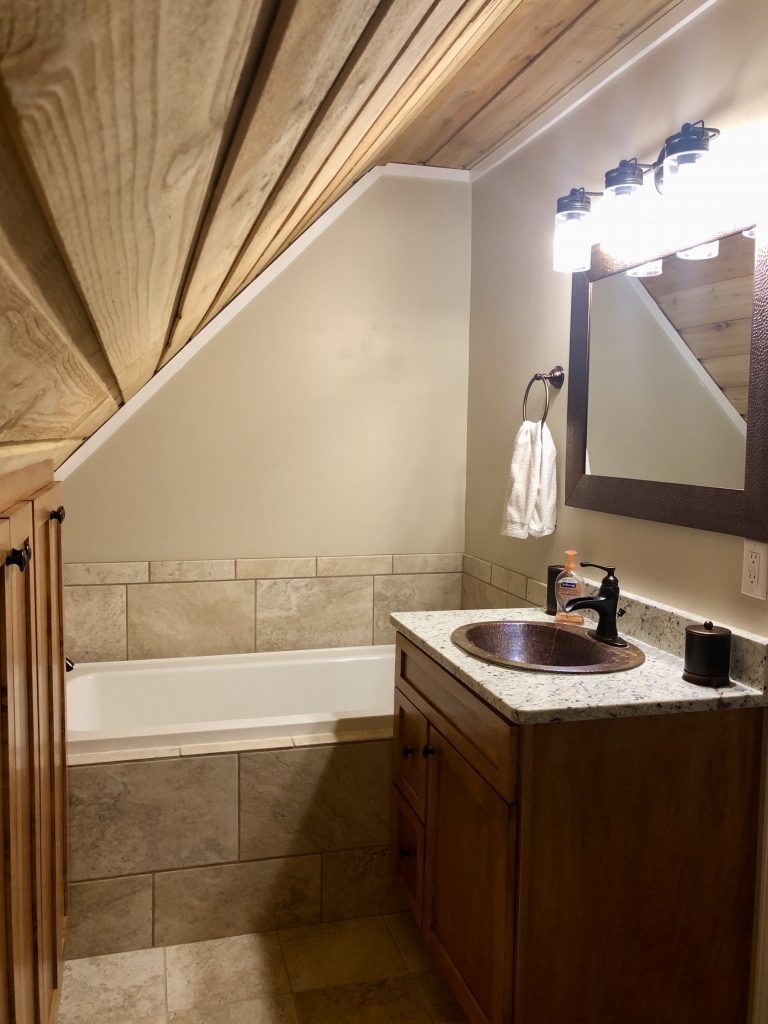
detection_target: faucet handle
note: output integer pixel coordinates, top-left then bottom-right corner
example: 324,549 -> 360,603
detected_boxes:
580,562 -> 618,584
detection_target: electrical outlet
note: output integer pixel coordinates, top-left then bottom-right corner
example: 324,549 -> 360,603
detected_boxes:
742,539 -> 768,599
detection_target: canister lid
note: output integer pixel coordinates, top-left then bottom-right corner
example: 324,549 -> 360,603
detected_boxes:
685,620 -> 731,638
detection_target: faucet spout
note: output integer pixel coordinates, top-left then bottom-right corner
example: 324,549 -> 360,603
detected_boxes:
564,562 -> 627,648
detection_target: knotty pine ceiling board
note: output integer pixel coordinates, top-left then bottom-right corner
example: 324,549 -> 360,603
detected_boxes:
422,0 -> 686,168
0,0 -> 275,401
203,0 -> 521,325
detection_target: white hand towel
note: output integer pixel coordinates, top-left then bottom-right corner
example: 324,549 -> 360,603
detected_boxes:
500,420 -> 557,539
528,423 -> 557,538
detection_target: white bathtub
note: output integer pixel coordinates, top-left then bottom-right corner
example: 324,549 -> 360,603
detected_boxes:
67,644 -> 396,764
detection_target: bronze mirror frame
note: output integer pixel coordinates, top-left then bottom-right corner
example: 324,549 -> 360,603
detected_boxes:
565,220 -> 768,539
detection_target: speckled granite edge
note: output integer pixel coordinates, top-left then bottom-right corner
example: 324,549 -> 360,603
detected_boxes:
390,607 -> 767,726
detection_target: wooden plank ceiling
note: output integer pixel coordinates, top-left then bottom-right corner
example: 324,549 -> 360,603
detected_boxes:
641,232 -> 756,418
0,0 -> 685,470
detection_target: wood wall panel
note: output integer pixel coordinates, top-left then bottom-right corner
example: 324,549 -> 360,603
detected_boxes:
163,0 -> 382,362
0,0 -> 274,399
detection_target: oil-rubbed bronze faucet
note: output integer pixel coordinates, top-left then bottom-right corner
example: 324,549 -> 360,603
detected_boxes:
565,562 -> 627,648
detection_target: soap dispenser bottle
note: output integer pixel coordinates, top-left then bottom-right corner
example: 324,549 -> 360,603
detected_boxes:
554,550 -> 585,624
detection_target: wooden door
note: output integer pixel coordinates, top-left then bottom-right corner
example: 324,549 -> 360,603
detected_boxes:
30,485 -> 66,1023
423,727 -> 516,1024
391,788 -> 425,924
393,689 -> 428,818
0,503 -> 38,1024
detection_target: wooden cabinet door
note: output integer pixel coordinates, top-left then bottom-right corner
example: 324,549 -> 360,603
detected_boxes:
391,789 -> 425,924
393,689 -> 428,818
423,726 -> 516,1024
0,503 -> 38,1024
30,484 -> 66,1022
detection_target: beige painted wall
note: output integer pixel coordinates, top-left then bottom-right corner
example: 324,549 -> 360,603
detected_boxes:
466,0 -> 768,634
62,174 -> 470,562
588,272 -> 746,489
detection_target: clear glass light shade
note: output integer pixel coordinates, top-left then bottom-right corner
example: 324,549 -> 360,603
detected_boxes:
662,149 -> 710,197
553,209 -> 592,273
627,259 -> 663,277
598,182 -> 644,259
677,239 -> 720,260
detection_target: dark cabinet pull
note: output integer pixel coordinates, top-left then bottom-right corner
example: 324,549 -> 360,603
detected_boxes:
398,847 -> 412,860
402,745 -> 416,758
5,547 -> 29,573
422,745 -> 436,759
50,506 -> 66,523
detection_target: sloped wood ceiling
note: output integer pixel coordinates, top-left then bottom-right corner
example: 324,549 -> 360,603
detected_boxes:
0,0 -> 684,472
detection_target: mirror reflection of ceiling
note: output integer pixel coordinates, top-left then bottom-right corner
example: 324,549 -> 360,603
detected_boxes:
586,230 -> 754,491
639,233 -> 755,419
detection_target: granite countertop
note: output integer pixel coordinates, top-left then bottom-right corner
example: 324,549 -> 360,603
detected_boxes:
390,606 -> 768,725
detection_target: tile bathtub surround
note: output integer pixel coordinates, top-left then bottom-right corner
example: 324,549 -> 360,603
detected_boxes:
64,552 -> 464,662
67,741 -> 398,958
58,917 -> 468,1024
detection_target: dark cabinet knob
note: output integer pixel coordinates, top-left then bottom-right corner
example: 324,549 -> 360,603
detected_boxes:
50,506 -> 66,523
398,847 -> 412,860
23,541 -> 32,564
402,745 -> 416,758
422,745 -> 436,759
5,547 -> 29,572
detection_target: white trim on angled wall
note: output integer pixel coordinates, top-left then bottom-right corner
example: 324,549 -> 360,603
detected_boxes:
469,0 -> 720,182
55,162 -> 470,481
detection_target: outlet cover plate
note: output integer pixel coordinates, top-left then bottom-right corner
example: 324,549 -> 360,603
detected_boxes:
742,539 -> 768,599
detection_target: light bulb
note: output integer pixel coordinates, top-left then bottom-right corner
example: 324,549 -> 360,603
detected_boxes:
553,190 -> 593,273
627,259 -> 663,277
677,240 -> 719,260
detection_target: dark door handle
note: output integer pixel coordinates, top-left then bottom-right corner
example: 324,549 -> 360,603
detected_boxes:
422,745 -> 436,759
402,745 -> 416,758
398,847 -> 412,860
50,506 -> 66,523
6,547 -> 28,572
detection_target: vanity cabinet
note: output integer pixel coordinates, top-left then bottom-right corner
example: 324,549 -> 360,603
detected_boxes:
0,464 -> 67,1024
392,632 -> 763,1024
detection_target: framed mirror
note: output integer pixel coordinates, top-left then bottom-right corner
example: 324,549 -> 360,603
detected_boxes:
565,222 -> 768,539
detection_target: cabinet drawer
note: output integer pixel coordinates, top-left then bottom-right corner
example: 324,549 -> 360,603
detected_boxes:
391,788 -> 424,925
393,689 -> 428,819
396,634 -> 518,803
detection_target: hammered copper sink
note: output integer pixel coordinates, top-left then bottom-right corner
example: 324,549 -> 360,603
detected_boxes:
451,620 -> 645,673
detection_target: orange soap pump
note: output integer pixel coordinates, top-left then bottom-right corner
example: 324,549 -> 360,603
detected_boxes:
554,550 -> 585,625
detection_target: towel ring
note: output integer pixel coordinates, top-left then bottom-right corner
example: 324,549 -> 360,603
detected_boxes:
522,365 -> 565,424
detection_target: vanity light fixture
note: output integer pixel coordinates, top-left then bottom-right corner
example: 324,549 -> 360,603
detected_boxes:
626,259 -> 663,277
553,120 -> 721,273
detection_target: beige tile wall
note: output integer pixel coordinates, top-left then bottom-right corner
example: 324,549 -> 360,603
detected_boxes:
67,740 -> 402,959
461,553 -> 544,611
63,553 -> 464,663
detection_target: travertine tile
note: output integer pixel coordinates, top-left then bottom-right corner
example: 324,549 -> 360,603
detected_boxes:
58,948 -> 165,1024
461,575 -> 506,610
322,846 -> 405,921
67,875 -> 153,959
508,594 -> 532,609
374,574 -> 461,645
150,560 -> 235,582
127,581 -> 255,659
393,554 -> 463,574
166,933 -> 289,1012
293,976 -> 429,1024
279,917 -> 408,992
490,564 -> 526,599
236,557 -> 316,579
65,562 -> 149,585
67,747 -> 181,766
317,555 -> 392,577
462,554 -> 492,584
383,914 -> 432,975
526,578 -> 547,607
240,742 -> 391,859
154,855 -> 321,945
69,755 -> 238,879
412,970 -> 468,1022
256,577 -> 373,652
65,584 -> 126,662
169,996 -> 298,1024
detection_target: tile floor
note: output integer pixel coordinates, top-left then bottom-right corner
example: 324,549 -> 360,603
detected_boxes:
59,913 -> 468,1024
